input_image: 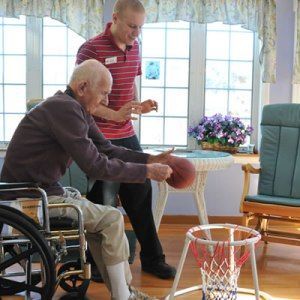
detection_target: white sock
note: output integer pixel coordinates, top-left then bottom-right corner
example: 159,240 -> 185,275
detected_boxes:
106,262 -> 131,300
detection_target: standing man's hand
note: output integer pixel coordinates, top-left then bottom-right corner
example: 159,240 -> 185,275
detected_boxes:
113,101 -> 142,121
141,99 -> 158,113
146,163 -> 173,181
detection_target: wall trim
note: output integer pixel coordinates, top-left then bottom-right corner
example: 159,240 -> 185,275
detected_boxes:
292,84 -> 300,103
124,215 -> 243,225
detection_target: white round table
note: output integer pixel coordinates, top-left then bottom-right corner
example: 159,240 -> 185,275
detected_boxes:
151,150 -> 234,231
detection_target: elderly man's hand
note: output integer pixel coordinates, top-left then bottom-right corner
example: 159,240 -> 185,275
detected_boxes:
147,148 -> 174,165
113,101 -> 142,122
141,99 -> 158,114
146,163 -> 173,181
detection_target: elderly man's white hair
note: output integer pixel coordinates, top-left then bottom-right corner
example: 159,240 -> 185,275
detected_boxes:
70,59 -> 112,87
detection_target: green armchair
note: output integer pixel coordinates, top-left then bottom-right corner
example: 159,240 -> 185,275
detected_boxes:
240,104 -> 300,246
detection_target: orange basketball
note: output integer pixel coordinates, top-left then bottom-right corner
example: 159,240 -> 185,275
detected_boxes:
166,156 -> 196,189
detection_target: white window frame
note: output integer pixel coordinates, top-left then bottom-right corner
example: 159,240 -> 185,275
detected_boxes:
0,18 -> 268,150
137,22 -> 266,150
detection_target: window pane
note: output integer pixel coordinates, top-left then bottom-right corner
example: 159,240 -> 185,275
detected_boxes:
228,90 -> 252,118
206,60 -> 228,88
43,27 -> 67,55
165,88 -> 188,116
231,24 -> 250,33
205,89 -> 228,116
4,114 -> 24,141
207,22 -> 230,31
4,26 -> 26,54
0,114 -> 3,140
140,22 -> 190,147
142,29 -> 165,57
43,56 -> 67,84
3,16 -> 26,25
166,29 -> 189,58
4,55 -> 26,84
67,29 -> 85,55
229,61 -> 253,89
0,29 -> 3,54
165,118 -> 187,145
143,22 -> 166,29
0,86 -> 3,112
68,56 -> 76,81
0,56 -> 3,83
43,17 -> 64,26
166,59 -> 189,87
167,21 -> 189,29
4,85 -> 26,113
140,117 -> 163,145
141,59 -> 165,87
206,31 -> 229,60
43,85 -> 66,99
230,32 -> 253,61
141,88 -> 164,116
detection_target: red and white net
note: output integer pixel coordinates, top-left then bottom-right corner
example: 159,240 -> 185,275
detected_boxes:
188,224 -> 260,300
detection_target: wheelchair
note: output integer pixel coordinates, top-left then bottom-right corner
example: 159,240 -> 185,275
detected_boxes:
0,182 -> 91,299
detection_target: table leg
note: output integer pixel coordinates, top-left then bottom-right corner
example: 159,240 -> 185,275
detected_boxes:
193,171 -> 211,239
153,181 -> 169,231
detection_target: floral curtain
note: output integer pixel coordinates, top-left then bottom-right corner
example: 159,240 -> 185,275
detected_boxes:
0,0 -> 104,39
294,0 -> 300,83
141,0 -> 276,83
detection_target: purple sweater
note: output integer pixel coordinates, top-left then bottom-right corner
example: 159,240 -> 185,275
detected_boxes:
1,91 -> 149,196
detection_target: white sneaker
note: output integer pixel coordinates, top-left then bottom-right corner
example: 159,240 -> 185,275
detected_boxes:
128,286 -> 159,300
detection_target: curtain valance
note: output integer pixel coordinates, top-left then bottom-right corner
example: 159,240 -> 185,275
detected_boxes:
0,0 -> 104,39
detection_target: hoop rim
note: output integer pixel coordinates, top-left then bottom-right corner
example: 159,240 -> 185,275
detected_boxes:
186,223 -> 261,246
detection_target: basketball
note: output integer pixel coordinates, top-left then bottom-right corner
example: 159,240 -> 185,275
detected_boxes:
166,156 -> 196,189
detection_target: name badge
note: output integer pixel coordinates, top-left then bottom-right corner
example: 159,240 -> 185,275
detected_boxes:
105,56 -> 117,65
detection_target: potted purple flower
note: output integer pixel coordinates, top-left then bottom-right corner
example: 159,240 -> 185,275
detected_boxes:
188,114 -> 254,153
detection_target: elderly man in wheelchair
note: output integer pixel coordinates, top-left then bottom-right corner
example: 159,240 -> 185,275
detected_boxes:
0,59 -> 173,300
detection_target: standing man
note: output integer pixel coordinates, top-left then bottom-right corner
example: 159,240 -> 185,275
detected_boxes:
76,0 -> 176,279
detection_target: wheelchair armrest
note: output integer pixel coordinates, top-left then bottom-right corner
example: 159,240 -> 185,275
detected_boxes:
50,216 -> 78,230
0,182 -> 40,190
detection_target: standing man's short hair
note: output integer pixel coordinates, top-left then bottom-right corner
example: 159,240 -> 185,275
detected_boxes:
113,0 -> 145,15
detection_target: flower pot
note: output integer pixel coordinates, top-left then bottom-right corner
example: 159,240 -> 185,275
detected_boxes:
200,142 -> 238,154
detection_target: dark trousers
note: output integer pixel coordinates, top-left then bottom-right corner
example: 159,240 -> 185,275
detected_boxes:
87,135 -> 164,263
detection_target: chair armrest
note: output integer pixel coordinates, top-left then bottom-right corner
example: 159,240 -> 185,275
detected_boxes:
241,164 -> 260,174
239,164 -> 261,213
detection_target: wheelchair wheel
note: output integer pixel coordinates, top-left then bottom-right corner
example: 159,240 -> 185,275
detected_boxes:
57,260 -> 90,296
0,205 -> 56,299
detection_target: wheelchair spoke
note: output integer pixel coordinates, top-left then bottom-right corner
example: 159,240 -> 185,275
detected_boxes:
0,276 -> 47,296
0,246 -> 37,272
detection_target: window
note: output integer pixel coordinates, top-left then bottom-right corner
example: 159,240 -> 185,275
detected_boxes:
139,22 -> 260,148
0,16 -> 26,141
43,17 -> 85,98
0,16 -> 260,147
205,23 -> 254,128
140,22 -> 190,146
0,16 -> 85,142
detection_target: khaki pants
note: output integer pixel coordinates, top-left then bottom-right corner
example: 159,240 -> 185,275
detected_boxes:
48,192 -> 132,290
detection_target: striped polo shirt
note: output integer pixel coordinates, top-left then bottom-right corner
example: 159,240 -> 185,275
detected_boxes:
76,22 -> 141,140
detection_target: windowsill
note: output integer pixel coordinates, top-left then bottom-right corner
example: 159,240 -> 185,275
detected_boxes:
0,142 -> 8,158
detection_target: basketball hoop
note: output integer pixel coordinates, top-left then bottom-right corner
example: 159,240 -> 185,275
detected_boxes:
166,224 -> 272,300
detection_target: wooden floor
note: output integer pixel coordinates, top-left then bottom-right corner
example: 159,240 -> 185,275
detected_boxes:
52,223 -> 300,300
3,223 -> 300,299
